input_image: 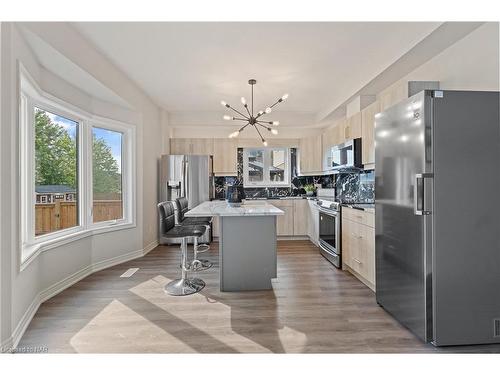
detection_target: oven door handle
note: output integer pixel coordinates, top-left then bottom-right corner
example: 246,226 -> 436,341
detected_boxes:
318,207 -> 338,216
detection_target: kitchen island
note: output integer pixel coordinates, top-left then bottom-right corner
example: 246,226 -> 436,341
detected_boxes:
185,200 -> 284,291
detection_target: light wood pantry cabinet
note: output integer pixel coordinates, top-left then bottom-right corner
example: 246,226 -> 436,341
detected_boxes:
271,199 -> 294,236
361,100 -> 380,167
170,138 -> 214,155
341,207 -> 375,291
299,135 -> 323,174
213,138 -> 238,175
293,199 -> 308,236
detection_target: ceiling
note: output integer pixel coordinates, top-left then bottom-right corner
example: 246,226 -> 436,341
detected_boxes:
20,26 -> 133,110
72,22 -> 442,123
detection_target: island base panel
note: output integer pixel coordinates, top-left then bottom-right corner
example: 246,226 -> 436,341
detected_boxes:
219,216 -> 277,291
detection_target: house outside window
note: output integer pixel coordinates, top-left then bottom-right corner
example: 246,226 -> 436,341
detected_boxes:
243,147 -> 290,187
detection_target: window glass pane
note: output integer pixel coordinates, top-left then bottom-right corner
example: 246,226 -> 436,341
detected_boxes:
270,149 -> 286,182
92,127 -> 123,222
34,108 -> 78,236
247,149 -> 264,182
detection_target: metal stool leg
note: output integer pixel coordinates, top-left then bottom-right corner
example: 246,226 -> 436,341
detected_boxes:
191,236 -> 212,271
194,223 -> 211,253
165,237 -> 205,296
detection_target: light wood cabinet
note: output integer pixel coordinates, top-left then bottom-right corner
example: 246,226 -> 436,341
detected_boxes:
170,138 -> 214,155
299,135 -> 323,174
271,200 -> 294,236
322,123 -> 342,149
213,138 -> 237,175
344,112 -> 362,141
379,82 -> 408,112
307,199 -> 319,245
293,199 -> 308,236
361,100 -> 380,167
191,138 -> 214,155
341,207 -> 375,290
170,138 -> 191,154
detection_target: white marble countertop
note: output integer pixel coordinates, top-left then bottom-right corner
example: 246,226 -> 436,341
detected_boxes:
185,200 -> 284,217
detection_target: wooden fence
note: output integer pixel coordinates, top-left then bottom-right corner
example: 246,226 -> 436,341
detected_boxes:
35,200 -> 122,236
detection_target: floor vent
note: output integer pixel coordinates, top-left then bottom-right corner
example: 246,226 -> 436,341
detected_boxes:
494,319 -> 500,337
120,268 -> 139,278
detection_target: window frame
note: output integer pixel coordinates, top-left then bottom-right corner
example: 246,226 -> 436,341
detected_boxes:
19,65 -> 136,266
87,120 -> 133,229
242,147 -> 291,188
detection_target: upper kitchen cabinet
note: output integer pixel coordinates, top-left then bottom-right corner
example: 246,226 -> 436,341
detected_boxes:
361,100 -> 380,167
170,138 -> 214,155
299,135 -> 323,174
343,112 -> 362,141
170,138 -> 191,154
322,122 -> 342,149
213,138 -> 238,175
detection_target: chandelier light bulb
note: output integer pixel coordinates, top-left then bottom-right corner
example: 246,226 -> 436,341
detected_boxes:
228,131 -> 240,138
220,100 -> 227,107
241,97 -> 247,105
265,107 -> 272,114
258,110 -> 264,116
223,115 -> 232,121
281,93 -> 289,101
262,140 -> 268,147
272,121 -> 280,126
271,129 -> 278,135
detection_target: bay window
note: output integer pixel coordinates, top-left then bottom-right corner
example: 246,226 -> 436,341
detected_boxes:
20,67 -> 136,263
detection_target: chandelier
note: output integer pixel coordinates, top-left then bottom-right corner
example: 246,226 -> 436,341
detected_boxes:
221,79 -> 288,146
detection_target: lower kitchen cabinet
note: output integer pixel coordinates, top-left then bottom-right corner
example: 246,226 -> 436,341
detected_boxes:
307,199 -> 319,245
271,199 -> 294,236
293,199 -> 308,236
342,207 -> 375,291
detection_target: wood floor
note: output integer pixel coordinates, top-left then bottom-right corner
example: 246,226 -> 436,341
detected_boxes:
19,241 -> 500,353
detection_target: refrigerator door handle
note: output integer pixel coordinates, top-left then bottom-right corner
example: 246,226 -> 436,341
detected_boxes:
414,173 -> 433,215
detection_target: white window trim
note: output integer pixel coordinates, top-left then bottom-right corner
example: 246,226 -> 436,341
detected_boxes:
18,63 -> 137,269
243,147 -> 291,188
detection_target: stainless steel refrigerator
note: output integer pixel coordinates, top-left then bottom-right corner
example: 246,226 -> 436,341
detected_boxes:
159,154 -> 214,244
375,90 -> 500,346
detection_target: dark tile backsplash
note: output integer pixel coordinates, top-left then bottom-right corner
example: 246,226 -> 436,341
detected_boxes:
214,147 -> 374,203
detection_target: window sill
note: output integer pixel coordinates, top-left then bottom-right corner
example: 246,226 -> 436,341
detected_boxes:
243,184 -> 291,188
20,221 -> 136,271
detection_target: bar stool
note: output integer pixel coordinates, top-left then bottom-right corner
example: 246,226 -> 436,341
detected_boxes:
175,197 -> 212,271
158,201 -> 206,296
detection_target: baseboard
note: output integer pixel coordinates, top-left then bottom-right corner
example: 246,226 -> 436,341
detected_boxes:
8,240 -> 159,350
10,293 -> 43,349
1,336 -> 14,352
142,240 -> 159,256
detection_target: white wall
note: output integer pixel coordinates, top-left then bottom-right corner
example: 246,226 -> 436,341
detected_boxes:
0,22 -> 163,347
379,22 -> 499,100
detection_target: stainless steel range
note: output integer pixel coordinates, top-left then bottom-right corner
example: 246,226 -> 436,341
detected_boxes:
315,189 -> 341,268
